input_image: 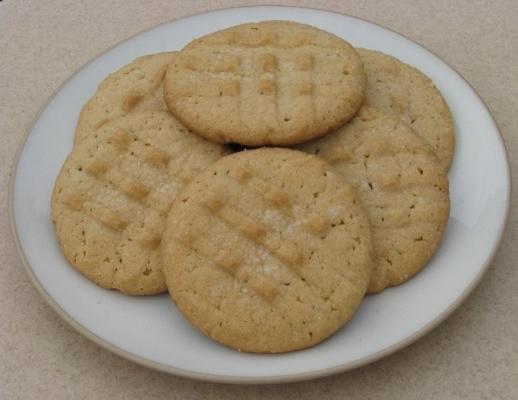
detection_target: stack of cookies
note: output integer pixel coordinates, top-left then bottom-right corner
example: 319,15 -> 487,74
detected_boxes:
52,21 -> 453,353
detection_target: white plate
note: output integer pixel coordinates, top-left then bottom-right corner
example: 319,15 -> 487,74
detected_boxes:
9,6 -> 510,384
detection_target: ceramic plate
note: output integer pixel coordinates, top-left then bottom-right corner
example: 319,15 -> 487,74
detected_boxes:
9,6 -> 510,383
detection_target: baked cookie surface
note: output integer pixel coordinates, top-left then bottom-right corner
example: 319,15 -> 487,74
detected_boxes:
52,111 -> 229,295
164,21 -> 366,146
161,148 -> 373,352
358,49 -> 454,170
75,52 -> 176,143
299,107 -> 450,293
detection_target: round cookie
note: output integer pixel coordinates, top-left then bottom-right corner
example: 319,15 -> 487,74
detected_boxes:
358,48 -> 455,170
163,21 -> 366,146
52,111 -> 229,295
298,107 -> 450,293
75,52 -> 176,143
161,148 -> 373,352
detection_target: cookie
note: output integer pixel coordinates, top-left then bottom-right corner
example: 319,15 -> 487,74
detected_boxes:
161,148 -> 373,353
52,111 -> 229,295
298,107 -> 450,293
163,21 -> 366,146
358,48 -> 454,170
75,52 -> 176,143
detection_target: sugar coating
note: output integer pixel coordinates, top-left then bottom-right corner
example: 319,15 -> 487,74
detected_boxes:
161,148 -> 373,352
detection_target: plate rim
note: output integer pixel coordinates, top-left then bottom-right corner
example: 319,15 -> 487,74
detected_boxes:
7,4 -> 512,384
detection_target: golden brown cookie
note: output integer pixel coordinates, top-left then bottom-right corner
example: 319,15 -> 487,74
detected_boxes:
52,111 -> 229,295
163,21 -> 366,146
161,148 -> 373,352
298,107 -> 450,293
75,52 -> 176,143
358,49 -> 454,170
